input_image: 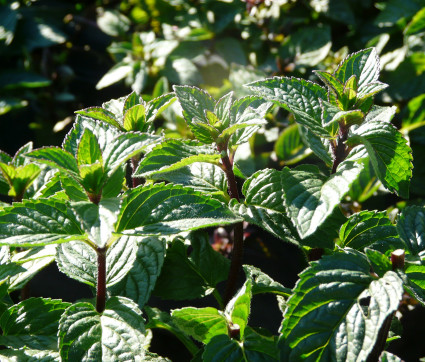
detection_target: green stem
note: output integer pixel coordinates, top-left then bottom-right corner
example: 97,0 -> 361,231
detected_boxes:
218,145 -> 244,306
96,246 -> 107,313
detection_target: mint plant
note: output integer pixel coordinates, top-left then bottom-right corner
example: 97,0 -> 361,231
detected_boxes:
0,48 -> 423,361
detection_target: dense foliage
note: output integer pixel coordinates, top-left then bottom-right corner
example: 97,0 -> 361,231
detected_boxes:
1,0 -> 425,361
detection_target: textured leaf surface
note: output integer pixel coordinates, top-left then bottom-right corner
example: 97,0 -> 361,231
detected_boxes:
59,297 -> 146,361
109,236 -> 165,308
171,307 -> 228,344
9,245 -> 56,290
71,198 -> 121,247
231,168 -> 300,244
75,107 -> 122,130
247,77 -> 329,137
281,163 -> 362,238
347,121 -> 413,198
26,147 -> 79,175
0,298 -> 70,350
243,265 -> 291,297
150,162 -> 228,199
225,279 -> 252,339
280,252 -> 404,361
117,183 -> 241,236
56,236 -> 137,287
396,206 -> 425,256
0,199 -> 84,247
202,335 -> 244,362
339,210 -> 398,251
274,123 -> 310,164
0,348 -> 59,361
334,48 -> 380,91
134,139 -> 219,177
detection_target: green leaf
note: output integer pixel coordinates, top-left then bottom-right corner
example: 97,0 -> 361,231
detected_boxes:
347,158 -> 380,203
59,296 -> 147,361
173,85 -> 215,143
243,265 -> 291,297
347,120 -> 413,198
402,263 -> 425,305
365,248 -> 392,277
0,199 -> 84,247
401,94 -> 425,132
396,205 -> 425,256
145,306 -> 198,356
247,77 -> 329,138
0,71 -> 51,90
203,335 -> 244,362
63,116 -> 121,157
279,252 -> 404,361
0,348 -> 59,361
275,123 -> 310,165
281,162 -> 363,239
171,307 -> 228,344
96,63 -> 132,90
26,147 -> 79,175
215,92 -> 233,129
339,210 -> 398,251
60,174 -> 88,201
71,198 -> 121,247
334,48 -> 380,92
110,237 -> 165,308
231,168 -> 299,245
123,91 -> 142,113
243,327 -> 279,361
0,163 -> 41,199
76,129 -> 103,167
225,279 -> 252,339
375,0 -> 423,27
149,162 -> 228,200
153,235 -> 229,300
9,245 -> 56,291
117,183 -> 241,236
0,297 -> 70,350
56,240 -> 97,287
123,104 -> 146,131
145,93 -> 176,123
134,139 -> 220,178
299,126 -> 333,166
103,132 -> 160,177
75,107 -> 122,130
57,235 -> 136,288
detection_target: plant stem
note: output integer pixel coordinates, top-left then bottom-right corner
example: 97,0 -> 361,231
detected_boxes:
96,246 -> 107,314
331,123 -> 349,174
218,146 -> 244,306
213,288 -> 225,310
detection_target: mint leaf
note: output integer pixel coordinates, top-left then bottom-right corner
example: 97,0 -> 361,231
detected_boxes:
339,210 -> 398,251
247,77 -> 329,137
75,107 -> 122,130
243,265 -> 291,297
117,183 -> 241,236
9,245 -> 56,291
27,147 -> 79,175
110,236 -> 165,308
224,278 -> 252,339
123,104 -> 146,131
0,297 -> 70,350
396,205 -> 425,256
347,120 -> 413,198
149,162 -> 228,200
173,86 -> 216,143
231,168 -> 299,245
145,93 -> 176,123
274,123 -> 310,165
70,198 -> 121,247
334,48 -> 380,92
56,236 -> 137,288
203,335 -> 244,361
281,162 -> 362,239
0,348 -> 59,361
0,199 -> 84,247
63,116 -> 121,156
76,129 -> 102,167
134,139 -> 220,178
280,252 -> 404,361
171,307 -> 228,344
59,296 -> 147,361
